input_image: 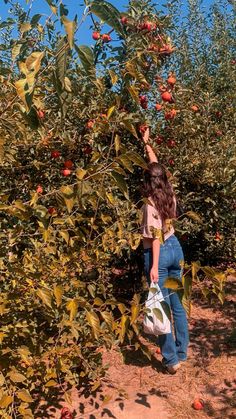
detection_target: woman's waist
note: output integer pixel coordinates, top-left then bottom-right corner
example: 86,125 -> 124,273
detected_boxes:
143,233 -> 179,251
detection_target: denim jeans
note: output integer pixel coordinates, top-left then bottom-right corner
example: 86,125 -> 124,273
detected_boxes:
144,235 -> 189,366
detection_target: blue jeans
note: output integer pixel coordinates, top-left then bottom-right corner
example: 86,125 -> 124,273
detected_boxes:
144,235 -> 189,366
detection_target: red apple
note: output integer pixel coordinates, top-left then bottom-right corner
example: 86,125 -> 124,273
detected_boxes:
48,207 -> 57,215
60,407 -> 73,419
167,75 -> 176,86
191,105 -> 199,112
216,130 -> 222,137
167,139 -> 176,148
159,44 -> 174,55
139,124 -> 148,134
36,185 -> 43,194
155,103 -> 162,111
192,399 -> 204,410
86,120 -> 94,129
37,109 -> 45,119
161,91 -> 172,103
121,16 -> 128,25
215,232 -> 221,241
155,136 -> 164,145
92,31 -> 100,40
51,150 -> 60,159
168,158 -> 175,166
165,109 -> 177,120
102,34 -> 111,43
64,160 -> 73,169
83,145 -> 93,155
215,111 -> 222,119
62,169 -> 71,176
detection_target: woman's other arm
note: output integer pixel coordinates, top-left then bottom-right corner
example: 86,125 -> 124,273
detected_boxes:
142,127 -> 158,163
150,238 -> 160,282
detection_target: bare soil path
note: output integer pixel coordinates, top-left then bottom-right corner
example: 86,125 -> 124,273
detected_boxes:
38,276 -> 235,419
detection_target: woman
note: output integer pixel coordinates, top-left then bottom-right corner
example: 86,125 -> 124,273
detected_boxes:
141,127 -> 189,374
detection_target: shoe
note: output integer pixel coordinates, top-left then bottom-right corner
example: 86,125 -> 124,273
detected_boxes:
166,363 -> 181,374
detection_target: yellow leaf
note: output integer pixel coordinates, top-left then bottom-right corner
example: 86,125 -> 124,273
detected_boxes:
59,230 -> 70,244
50,6 -> 58,14
86,311 -> 100,339
114,134 -> 120,155
53,285 -> 63,307
127,85 -> 140,104
130,304 -> 140,325
9,371 -> 27,383
12,44 -> 22,61
186,211 -> 203,223
76,168 -> 87,180
25,51 -> 44,73
164,277 -> 182,290
108,69 -> 118,85
36,288 -> 52,308
66,299 -> 79,321
106,192 -> 115,205
17,389 -> 33,403
191,261 -> 200,279
119,315 -> 129,343
0,373 -> 5,387
20,22 -> 31,33
122,120 -> 138,139
45,379 -> 58,387
107,105 -> 116,119
0,394 -> 13,409
61,16 -> 76,49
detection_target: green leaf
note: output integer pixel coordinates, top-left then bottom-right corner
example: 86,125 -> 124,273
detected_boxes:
111,171 -> 129,199
122,120 -> 138,139
75,45 -> 95,76
126,151 -> 148,169
90,1 -> 124,36
36,288 -> 52,308
61,16 -> 76,49
117,155 -> 134,173
153,307 -> 164,323
160,301 -> 171,321
17,389 -> 33,403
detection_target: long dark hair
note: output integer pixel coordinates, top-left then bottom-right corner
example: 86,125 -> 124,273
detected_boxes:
143,162 -> 176,224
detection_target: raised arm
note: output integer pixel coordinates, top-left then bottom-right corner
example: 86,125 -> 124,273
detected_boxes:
141,127 -> 158,163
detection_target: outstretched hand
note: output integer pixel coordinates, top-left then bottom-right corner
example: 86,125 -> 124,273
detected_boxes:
140,125 -> 150,144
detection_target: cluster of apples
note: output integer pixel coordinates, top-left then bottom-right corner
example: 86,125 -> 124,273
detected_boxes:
92,32 -> 112,43
120,14 -> 174,57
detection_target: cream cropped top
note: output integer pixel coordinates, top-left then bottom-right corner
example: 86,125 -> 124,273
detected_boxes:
141,198 -> 175,243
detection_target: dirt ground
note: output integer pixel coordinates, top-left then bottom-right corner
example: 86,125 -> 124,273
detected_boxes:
38,276 -> 236,419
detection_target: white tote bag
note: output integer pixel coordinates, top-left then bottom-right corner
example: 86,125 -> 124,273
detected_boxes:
143,282 -> 171,335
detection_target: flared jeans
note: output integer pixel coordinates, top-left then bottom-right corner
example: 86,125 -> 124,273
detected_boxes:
144,235 -> 189,366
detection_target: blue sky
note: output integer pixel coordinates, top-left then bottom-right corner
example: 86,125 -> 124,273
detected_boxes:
0,0 -> 215,45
